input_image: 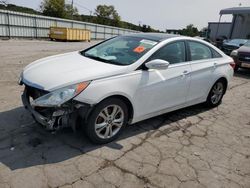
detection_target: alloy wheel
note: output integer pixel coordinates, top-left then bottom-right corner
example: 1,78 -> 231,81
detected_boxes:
94,105 -> 124,139
211,82 -> 224,104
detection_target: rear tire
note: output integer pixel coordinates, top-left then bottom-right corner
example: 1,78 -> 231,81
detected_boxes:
85,98 -> 128,144
206,80 -> 226,107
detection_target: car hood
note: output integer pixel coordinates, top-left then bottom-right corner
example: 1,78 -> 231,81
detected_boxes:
223,42 -> 239,48
22,51 -> 129,91
238,46 -> 250,53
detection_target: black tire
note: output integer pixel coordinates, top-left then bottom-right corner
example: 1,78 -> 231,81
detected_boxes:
206,79 -> 226,107
85,98 -> 128,144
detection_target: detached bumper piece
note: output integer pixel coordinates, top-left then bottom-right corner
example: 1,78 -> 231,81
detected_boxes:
22,85 -> 89,131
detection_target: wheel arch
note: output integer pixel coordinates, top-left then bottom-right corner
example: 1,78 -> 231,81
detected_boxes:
205,76 -> 229,101
215,77 -> 228,94
95,94 -> 134,124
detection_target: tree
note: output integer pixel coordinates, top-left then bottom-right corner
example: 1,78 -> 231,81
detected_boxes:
94,5 -> 121,27
141,25 -> 153,32
180,24 -> 199,37
0,0 -> 8,6
0,3 -> 41,14
65,4 -> 78,19
40,0 -> 66,18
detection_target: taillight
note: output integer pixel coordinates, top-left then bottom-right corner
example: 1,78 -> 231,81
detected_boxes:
230,61 -> 235,69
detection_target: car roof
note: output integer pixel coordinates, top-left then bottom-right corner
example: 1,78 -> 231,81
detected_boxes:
124,33 -> 181,42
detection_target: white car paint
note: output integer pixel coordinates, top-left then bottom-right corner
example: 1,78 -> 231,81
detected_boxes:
22,51 -> 129,91
22,35 -> 234,125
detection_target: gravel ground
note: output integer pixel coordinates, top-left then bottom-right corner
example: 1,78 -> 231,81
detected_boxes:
0,39 -> 250,188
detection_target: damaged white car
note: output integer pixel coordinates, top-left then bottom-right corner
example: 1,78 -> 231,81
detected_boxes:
19,33 -> 234,144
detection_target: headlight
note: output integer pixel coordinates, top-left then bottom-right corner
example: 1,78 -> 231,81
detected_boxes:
31,82 -> 90,107
230,50 -> 238,57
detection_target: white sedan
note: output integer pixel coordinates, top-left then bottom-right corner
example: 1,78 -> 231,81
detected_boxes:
20,33 -> 234,144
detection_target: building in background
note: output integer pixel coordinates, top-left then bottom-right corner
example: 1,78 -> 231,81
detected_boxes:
208,7 -> 250,41
208,22 -> 231,41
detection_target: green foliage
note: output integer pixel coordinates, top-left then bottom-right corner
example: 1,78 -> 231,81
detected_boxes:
64,4 -> 78,19
180,24 -> 199,37
141,25 -> 153,32
0,3 -> 41,15
40,0 -> 66,18
40,0 -> 79,19
93,5 -> 121,27
95,5 -> 120,20
0,2 -> 161,32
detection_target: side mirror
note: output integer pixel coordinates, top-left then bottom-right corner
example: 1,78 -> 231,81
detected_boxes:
239,43 -> 244,47
145,59 -> 170,70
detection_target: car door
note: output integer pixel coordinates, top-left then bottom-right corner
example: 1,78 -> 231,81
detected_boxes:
186,41 -> 218,103
133,41 -> 192,119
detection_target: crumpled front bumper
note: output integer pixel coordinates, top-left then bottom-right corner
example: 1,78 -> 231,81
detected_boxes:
22,88 -> 57,129
21,86 -> 90,131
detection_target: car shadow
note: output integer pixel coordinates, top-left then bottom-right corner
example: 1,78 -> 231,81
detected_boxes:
234,68 -> 250,79
0,104 -> 210,170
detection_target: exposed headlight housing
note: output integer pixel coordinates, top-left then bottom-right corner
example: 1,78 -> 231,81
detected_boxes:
31,82 -> 90,107
230,50 -> 238,57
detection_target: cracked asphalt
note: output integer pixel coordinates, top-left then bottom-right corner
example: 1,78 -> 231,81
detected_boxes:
0,40 -> 250,188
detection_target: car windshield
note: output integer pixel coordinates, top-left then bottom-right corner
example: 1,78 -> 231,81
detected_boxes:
243,40 -> 250,47
227,39 -> 248,45
81,36 -> 158,66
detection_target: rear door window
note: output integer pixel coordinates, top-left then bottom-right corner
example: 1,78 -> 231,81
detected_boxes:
188,41 -> 212,61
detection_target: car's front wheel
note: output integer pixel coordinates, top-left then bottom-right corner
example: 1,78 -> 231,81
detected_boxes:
206,80 -> 226,107
85,98 -> 128,144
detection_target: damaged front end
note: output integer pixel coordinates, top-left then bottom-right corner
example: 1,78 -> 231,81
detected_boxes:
21,85 -> 90,131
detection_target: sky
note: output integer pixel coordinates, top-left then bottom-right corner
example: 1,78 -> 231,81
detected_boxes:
7,0 -> 250,30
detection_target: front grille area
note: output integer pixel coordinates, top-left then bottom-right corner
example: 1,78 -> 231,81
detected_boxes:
222,45 -> 238,55
239,53 -> 250,62
22,85 -> 80,130
223,45 -> 237,50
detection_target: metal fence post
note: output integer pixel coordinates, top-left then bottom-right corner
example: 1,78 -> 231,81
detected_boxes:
95,25 -> 97,40
34,16 -> 38,38
6,12 -> 10,38
104,27 -> 106,39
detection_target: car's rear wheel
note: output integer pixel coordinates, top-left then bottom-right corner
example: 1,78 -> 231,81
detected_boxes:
206,80 -> 226,107
85,98 -> 128,144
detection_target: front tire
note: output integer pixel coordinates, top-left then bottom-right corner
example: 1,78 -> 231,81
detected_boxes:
206,80 -> 226,107
85,98 -> 128,144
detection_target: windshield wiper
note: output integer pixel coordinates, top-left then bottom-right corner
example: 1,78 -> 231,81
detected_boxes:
82,52 -> 125,66
84,53 -> 111,63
